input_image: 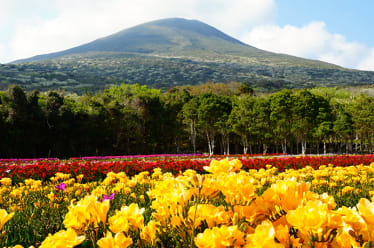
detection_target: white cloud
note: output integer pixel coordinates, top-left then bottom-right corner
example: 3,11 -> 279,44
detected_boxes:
4,0 -> 276,62
357,48 -> 374,71
240,21 -> 372,70
2,0 -> 374,71
195,0 -> 276,36
0,43 -> 5,60
0,1 -> 11,29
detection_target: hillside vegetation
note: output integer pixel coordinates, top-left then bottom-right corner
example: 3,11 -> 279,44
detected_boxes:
1,18 -> 373,93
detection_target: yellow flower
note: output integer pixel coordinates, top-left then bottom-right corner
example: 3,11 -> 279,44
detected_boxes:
76,174 -> 84,183
0,177 -> 12,186
245,221 -> 285,248
269,179 -> 310,211
204,158 -> 242,174
109,203 -> 144,233
286,200 -> 329,233
39,228 -> 85,248
108,216 -> 129,234
195,225 -> 245,248
55,172 -> 71,180
140,220 -> 158,244
149,176 -> 192,225
233,204 -> 260,225
130,192 -> 136,200
337,206 -> 365,232
342,186 -> 354,194
63,201 -> 92,230
357,198 -> 374,227
188,204 -> 232,228
274,224 -> 301,248
152,168 -> 163,179
64,194 -> 109,231
94,199 -> 110,226
219,172 -> 256,204
334,231 -> 359,248
97,232 -> 132,248
47,192 -> 55,202
0,209 -> 14,230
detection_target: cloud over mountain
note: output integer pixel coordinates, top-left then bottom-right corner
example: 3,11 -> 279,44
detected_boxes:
2,0 -> 276,63
241,22 -> 374,71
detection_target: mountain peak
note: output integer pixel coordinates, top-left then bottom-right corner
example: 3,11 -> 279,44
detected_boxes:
14,17 -> 252,62
7,18 -> 374,93
133,17 -> 246,45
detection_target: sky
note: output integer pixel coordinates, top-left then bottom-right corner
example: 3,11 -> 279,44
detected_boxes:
0,0 -> 374,71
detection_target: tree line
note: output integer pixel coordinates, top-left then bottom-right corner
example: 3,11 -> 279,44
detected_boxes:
0,83 -> 373,158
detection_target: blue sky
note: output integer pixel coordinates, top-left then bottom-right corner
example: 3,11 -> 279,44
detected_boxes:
277,0 -> 374,46
0,0 -> 373,70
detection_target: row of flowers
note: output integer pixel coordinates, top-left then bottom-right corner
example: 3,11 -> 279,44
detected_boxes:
0,154 -> 374,182
69,153 -> 287,161
0,153 -> 286,163
0,158 -> 374,247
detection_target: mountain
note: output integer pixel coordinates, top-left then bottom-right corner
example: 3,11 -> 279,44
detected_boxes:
4,17 -> 374,93
15,18 -> 251,62
13,18 -> 337,68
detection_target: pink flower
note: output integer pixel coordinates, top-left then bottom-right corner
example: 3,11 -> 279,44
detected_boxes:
102,193 -> 115,202
56,183 -> 67,191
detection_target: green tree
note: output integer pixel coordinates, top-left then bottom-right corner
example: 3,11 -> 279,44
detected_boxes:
162,88 -> 191,153
269,90 -> 294,153
229,95 -> 257,154
253,97 -> 273,154
197,93 -> 232,155
333,106 -> 353,153
1,85 -> 29,156
292,90 -> 329,155
182,96 -> 199,154
349,94 -> 374,153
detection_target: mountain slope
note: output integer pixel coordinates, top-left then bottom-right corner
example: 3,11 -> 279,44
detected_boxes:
15,18 -> 251,62
14,18 -> 339,68
5,18 -> 374,93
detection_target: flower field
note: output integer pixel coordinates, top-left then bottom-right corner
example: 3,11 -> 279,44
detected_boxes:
1,155 -> 374,247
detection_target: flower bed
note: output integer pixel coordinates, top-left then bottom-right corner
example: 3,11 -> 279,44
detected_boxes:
0,154 -> 374,182
0,157 -> 374,246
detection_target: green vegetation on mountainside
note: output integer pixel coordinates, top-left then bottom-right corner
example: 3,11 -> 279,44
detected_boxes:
2,18 -> 374,93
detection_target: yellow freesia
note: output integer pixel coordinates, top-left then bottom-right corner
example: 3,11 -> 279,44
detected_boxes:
0,209 -> 14,230
357,198 -> 374,227
204,158 -> 242,174
0,177 -> 12,186
97,232 -> 132,248
39,228 -> 85,248
188,204 -> 232,228
140,220 -> 158,244
245,221 -> 285,248
195,225 -> 245,248
109,203 -> 144,233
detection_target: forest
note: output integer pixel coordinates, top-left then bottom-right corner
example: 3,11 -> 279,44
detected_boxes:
0,82 -> 373,158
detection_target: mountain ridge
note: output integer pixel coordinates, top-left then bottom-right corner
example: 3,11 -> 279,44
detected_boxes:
13,18 -> 251,63
3,17 -> 374,93
13,17 -> 340,69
